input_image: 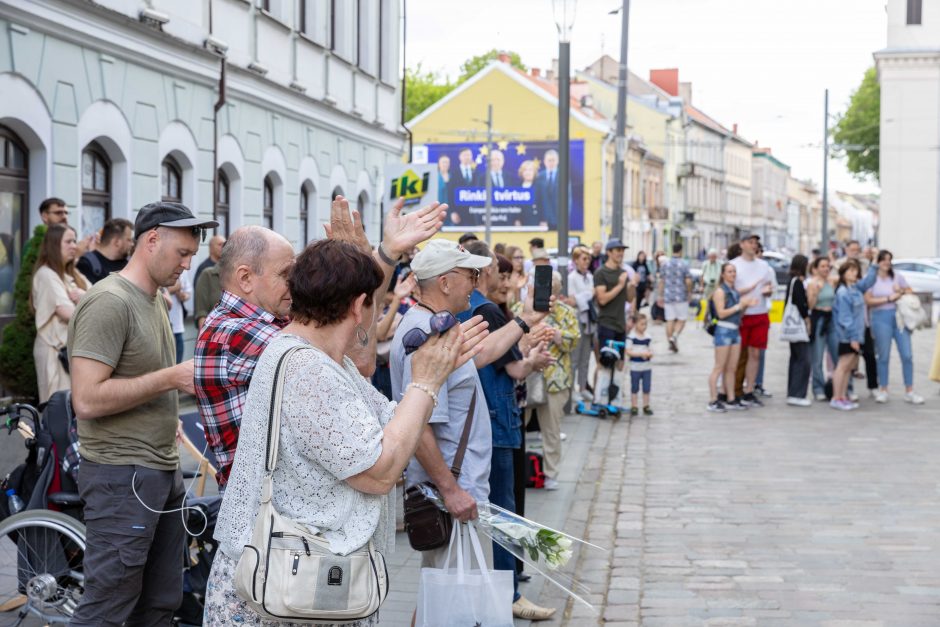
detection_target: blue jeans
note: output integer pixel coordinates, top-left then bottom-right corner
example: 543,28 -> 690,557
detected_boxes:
870,308 -> 913,388
174,332 -> 184,364
756,350 -> 766,388
811,317 -> 839,395
488,446 -> 519,602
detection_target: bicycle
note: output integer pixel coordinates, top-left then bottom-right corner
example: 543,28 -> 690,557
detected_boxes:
0,395 -> 220,626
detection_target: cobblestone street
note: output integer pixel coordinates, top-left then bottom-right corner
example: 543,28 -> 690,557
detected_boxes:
383,323 -> 940,627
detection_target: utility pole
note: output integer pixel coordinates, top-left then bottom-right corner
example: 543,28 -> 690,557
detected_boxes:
558,42 -> 571,294
821,89 -> 829,254
484,104 -> 494,245
611,0 -> 630,242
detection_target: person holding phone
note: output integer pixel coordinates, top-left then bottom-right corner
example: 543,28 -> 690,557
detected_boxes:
592,240 -> 635,406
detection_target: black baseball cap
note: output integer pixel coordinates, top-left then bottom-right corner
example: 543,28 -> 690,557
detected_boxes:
605,239 -> 627,251
742,232 -> 761,241
529,237 -> 545,248
133,201 -> 219,240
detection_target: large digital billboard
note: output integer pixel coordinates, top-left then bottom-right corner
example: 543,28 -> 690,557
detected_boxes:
422,140 -> 584,232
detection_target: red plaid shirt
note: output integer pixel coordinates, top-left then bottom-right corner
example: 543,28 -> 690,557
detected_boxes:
195,291 -> 287,487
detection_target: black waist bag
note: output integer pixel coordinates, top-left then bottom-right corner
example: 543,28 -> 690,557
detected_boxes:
402,391 -> 476,551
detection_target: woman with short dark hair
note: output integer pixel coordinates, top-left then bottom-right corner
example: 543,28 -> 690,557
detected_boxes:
206,239 -> 487,625
784,254 -> 812,406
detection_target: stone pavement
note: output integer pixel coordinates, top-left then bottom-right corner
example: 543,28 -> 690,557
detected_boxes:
384,322 -> 940,626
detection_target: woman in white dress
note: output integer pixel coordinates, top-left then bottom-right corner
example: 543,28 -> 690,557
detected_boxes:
31,223 -> 88,402
205,238 -> 487,626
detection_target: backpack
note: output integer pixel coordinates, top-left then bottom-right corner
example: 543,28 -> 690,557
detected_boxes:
526,451 -> 546,489
80,251 -> 103,280
704,296 -> 718,336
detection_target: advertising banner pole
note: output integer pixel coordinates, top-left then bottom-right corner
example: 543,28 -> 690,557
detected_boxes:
485,104 -> 494,245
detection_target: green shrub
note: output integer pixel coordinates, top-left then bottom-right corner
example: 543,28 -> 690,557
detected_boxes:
0,224 -> 45,401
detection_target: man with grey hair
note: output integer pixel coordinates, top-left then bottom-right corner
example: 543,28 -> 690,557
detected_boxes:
195,194 -> 448,489
194,225 -> 295,488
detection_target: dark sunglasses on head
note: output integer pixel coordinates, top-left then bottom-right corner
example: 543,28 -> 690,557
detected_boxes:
402,311 -> 459,355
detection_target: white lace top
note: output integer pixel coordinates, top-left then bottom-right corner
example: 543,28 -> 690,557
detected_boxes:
214,333 -> 396,560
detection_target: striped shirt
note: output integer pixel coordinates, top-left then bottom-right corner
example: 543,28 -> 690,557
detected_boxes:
626,331 -> 652,372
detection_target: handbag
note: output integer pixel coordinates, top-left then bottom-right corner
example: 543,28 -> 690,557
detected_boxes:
780,278 -> 810,343
415,522 -> 514,627
234,346 -> 389,623
403,390 -> 477,552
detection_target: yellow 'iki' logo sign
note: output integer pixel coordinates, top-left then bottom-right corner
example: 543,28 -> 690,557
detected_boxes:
389,169 -> 430,205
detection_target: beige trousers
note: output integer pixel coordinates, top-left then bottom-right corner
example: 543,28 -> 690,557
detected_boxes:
524,390 -> 566,479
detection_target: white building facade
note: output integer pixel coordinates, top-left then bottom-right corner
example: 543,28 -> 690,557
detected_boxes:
0,0 -> 402,322
724,133 -> 753,249
875,0 -> 940,257
751,150 -> 790,251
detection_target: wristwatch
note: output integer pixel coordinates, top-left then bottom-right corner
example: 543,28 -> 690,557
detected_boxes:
514,316 -> 531,334
377,243 -> 401,266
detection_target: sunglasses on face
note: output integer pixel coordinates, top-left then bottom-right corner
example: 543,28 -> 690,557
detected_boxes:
447,268 -> 481,284
402,311 -> 459,355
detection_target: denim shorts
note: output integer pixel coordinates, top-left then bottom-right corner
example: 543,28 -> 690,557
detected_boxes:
713,325 -> 740,347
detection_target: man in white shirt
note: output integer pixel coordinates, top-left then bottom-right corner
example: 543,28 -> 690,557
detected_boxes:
730,233 -> 776,406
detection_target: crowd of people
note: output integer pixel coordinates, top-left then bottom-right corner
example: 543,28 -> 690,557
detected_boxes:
8,190 -> 936,625
704,234 -> 928,412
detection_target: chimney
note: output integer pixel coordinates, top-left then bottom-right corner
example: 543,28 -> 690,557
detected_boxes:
732,123 -> 738,135
649,68 -> 679,96
531,67 -> 541,78
679,81 -> 692,105
497,52 -> 511,64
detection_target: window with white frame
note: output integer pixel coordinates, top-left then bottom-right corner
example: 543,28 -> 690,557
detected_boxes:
332,0 -> 358,63
300,0 -> 331,46
357,0 -> 378,76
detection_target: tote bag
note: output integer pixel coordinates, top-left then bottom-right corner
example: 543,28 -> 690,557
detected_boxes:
779,278 -> 809,343
416,522 -> 514,627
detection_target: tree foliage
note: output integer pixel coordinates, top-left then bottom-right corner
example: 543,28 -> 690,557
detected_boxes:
0,224 -> 45,401
832,67 -> 880,182
404,50 -> 527,122
404,64 -> 454,122
457,49 -> 527,84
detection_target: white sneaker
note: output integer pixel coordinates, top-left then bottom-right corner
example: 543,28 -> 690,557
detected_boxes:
905,391 -> 925,405
560,432 -> 567,441
786,397 -> 812,407
873,389 -> 888,403
847,391 -> 860,402
543,477 -> 559,491
814,393 -> 828,402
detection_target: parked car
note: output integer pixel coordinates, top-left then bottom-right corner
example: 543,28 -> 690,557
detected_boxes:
890,259 -> 940,299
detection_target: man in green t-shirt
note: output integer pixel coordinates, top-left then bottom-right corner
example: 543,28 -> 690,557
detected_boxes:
68,201 -> 217,625
592,239 -> 637,405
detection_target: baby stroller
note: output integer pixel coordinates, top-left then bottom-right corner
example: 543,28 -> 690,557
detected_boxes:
0,392 -> 220,626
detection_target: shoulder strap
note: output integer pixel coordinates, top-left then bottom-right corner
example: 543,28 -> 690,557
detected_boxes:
82,252 -> 102,277
449,390 -> 477,479
264,345 -> 308,473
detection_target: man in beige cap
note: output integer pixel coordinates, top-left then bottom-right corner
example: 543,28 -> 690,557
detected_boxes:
391,239 -> 557,621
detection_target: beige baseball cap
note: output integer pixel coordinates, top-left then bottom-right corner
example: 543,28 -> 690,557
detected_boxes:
410,239 -> 492,281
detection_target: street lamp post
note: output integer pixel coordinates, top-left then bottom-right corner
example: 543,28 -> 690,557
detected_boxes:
610,0 -> 630,242
553,0 -> 576,294
821,89 -> 829,254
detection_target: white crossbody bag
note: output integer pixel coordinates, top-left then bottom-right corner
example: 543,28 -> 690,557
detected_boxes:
234,346 -> 389,623
780,278 -> 810,343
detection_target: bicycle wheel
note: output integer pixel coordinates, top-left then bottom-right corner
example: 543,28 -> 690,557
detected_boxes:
0,511 -> 86,626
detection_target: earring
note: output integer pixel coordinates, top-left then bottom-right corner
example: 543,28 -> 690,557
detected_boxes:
356,324 -> 369,347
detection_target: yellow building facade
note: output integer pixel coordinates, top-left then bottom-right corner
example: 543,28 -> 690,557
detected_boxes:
408,60 -> 611,252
